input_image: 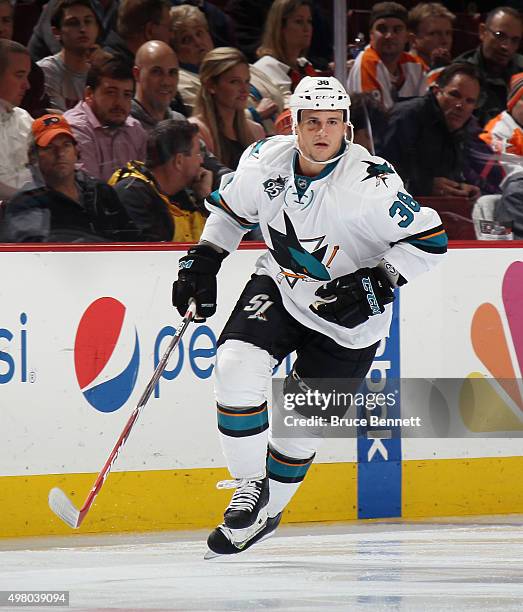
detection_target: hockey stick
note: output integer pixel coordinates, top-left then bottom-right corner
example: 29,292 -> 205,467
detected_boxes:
49,299 -> 197,529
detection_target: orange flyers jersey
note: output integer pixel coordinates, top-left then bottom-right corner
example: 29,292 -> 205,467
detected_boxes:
347,46 -> 428,110
480,111 -> 523,156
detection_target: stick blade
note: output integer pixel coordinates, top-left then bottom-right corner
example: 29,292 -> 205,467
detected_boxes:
48,487 -> 81,529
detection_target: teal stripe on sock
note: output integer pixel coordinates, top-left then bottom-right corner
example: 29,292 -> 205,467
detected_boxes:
267,454 -> 312,481
217,405 -> 268,432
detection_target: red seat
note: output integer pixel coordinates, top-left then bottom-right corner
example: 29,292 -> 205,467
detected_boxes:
417,196 -> 476,240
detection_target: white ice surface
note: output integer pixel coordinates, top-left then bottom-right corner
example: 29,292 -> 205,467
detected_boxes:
1,516 -> 522,611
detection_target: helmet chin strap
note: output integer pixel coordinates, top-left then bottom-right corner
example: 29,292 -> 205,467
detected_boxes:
294,123 -> 354,167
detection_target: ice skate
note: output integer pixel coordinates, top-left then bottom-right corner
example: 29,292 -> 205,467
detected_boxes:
204,512 -> 282,559
219,477 -> 269,529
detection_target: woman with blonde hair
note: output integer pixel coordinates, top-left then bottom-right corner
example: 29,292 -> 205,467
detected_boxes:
189,47 -> 264,169
171,5 -> 283,133
254,0 -> 319,99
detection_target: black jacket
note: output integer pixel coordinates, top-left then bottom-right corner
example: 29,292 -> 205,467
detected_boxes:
378,91 -> 470,197
111,169 -> 174,242
0,172 -> 143,243
454,47 -> 523,127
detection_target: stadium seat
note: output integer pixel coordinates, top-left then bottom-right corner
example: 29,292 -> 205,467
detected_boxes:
417,196 -> 476,240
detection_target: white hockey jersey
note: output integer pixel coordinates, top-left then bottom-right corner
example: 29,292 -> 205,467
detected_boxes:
201,136 -> 447,349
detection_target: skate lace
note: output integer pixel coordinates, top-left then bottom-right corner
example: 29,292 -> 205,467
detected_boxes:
216,478 -> 263,513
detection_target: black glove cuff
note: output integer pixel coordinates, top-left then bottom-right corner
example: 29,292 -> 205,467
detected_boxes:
180,244 -> 228,276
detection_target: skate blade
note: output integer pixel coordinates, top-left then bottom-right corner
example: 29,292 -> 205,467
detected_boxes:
203,529 -> 276,560
204,549 -> 221,560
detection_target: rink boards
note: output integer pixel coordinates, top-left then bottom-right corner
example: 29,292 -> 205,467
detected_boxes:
1,242 -> 522,537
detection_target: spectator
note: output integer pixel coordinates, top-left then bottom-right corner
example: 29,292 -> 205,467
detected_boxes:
168,5 -> 212,113
170,4 -> 281,132
132,40 -> 183,130
491,166 -> 523,238
226,0 -> 332,69
189,47 -> 264,169
103,0 -> 172,70
408,3 -> 455,71
473,165 -> 523,240
37,0 -> 100,111
0,0 -> 50,118
254,0 -> 318,100
481,71 -> 523,158
64,57 -> 147,181
0,114 -> 141,242
29,0 -> 117,62
170,0 -> 236,50
0,40 -> 32,199
347,2 -> 427,111
0,0 -> 12,40
378,63 -> 486,198
454,6 -> 523,126
131,40 -> 230,188
109,119 -> 210,242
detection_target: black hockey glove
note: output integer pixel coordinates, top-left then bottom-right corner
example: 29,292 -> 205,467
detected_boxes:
310,266 -> 395,328
172,244 -> 227,321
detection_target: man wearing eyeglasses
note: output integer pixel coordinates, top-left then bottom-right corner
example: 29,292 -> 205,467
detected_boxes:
454,6 -> 523,126
109,119 -> 211,241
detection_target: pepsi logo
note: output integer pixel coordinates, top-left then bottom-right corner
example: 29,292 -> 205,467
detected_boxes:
74,297 -> 140,413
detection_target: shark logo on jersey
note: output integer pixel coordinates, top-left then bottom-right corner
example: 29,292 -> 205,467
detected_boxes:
362,161 -> 394,187
263,175 -> 288,199
267,211 -> 331,288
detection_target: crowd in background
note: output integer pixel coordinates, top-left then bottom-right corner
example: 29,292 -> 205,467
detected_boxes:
0,0 -> 522,242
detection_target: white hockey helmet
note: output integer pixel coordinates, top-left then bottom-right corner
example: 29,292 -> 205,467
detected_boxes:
289,76 -> 352,131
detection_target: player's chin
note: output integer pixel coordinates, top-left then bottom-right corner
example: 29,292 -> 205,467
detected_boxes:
312,145 -> 334,161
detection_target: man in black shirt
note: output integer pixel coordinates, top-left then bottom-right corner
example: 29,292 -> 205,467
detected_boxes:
454,6 -> 523,126
378,63 -> 485,198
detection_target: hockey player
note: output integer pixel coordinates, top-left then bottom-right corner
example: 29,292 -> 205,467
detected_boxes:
172,76 -> 447,557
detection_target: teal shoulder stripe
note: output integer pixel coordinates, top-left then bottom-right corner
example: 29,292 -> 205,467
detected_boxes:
207,190 -> 258,231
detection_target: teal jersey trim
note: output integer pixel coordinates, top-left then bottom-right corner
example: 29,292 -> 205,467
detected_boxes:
292,141 -> 345,200
397,225 -> 448,255
207,189 -> 259,231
